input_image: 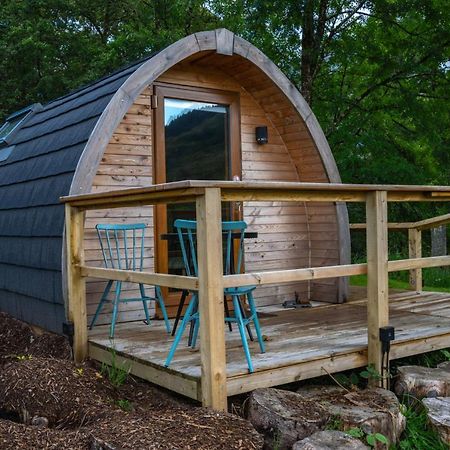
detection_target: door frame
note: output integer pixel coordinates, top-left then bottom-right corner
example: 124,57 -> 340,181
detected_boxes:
152,83 -> 241,311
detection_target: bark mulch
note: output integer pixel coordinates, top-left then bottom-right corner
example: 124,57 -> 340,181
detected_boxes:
86,408 -> 264,449
0,313 -> 264,449
0,419 -> 89,450
0,312 -> 72,364
0,357 -> 113,427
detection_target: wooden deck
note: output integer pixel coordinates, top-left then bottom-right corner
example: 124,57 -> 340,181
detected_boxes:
89,289 -> 450,401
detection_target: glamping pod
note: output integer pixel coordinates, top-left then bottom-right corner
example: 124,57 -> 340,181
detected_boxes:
0,29 -> 350,333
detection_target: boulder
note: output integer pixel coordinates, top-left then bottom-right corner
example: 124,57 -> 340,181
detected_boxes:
293,430 -> 369,450
395,365 -> 450,399
246,388 -> 329,449
423,397 -> 450,444
297,386 -> 405,447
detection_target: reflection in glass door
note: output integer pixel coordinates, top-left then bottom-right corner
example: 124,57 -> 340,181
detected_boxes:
154,85 -> 240,291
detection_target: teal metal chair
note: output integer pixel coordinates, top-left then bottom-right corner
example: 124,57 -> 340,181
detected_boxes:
90,223 -> 171,338
165,220 -> 265,373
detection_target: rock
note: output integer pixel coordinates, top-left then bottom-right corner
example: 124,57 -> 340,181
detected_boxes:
395,365 -> 450,399
293,430 -> 369,449
297,386 -> 405,447
90,436 -> 117,450
31,416 -> 49,428
246,388 -> 329,449
423,397 -> 450,444
437,361 -> 450,372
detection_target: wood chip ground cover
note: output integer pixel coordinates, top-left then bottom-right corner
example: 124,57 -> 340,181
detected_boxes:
0,313 -> 263,449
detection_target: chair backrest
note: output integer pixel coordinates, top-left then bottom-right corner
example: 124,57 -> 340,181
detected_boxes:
96,223 -> 146,271
173,219 -> 247,277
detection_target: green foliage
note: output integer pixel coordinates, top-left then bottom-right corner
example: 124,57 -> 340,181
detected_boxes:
115,398 -> 132,411
101,347 -> 131,388
0,0 -> 219,119
360,365 -> 382,382
393,401 -> 448,450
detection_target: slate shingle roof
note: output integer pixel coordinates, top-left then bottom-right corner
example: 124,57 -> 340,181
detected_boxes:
0,56 -> 153,332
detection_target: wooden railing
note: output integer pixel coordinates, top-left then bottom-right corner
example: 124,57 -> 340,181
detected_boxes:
351,213 -> 450,290
61,181 -> 450,411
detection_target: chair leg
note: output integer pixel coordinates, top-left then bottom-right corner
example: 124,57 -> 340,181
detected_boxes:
172,290 -> 188,336
110,281 -> 122,338
237,296 -> 254,341
224,296 -> 233,332
165,294 -> 198,367
187,298 -> 199,347
232,295 -> 254,373
155,285 -> 171,333
191,316 -> 200,348
247,291 -> 265,353
139,284 -> 151,326
90,280 -> 113,330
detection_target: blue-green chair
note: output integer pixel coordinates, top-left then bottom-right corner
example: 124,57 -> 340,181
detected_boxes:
165,220 -> 265,373
90,223 -> 171,338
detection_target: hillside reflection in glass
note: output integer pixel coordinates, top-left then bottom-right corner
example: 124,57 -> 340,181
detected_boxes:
164,98 -> 231,278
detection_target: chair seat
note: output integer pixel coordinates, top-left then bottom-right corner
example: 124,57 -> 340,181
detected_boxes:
224,285 -> 256,295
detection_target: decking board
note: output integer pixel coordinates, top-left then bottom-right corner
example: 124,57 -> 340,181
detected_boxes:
89,290 -> 450,400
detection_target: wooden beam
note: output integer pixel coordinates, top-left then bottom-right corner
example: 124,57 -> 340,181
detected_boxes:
388,255 -> 450,271
366,191 -> 389,385
65,204 -> 88,362
408,229 -> 422,291
221,189 -> 366,203
196,188 -> 227,410
62,188 -> 203,211
79,266 -> 198,291
223,263 -> 367,288
413,213 -> 450,231
350,223 -> 414,230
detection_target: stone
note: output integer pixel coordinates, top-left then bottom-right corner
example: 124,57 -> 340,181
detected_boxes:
395,365 -> 450,399
293,430 -> 369,450
89,436 -> 117,450
423,397 -> 450,444
437,361 -> 450,372
246,388 -> 329,450
31,416 -> 49,428
297,386 -> 405,447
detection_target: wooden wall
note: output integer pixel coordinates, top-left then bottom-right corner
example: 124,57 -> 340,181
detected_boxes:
84,54 -> 340,324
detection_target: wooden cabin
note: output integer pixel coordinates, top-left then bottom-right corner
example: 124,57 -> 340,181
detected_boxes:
0,29 -> 350,334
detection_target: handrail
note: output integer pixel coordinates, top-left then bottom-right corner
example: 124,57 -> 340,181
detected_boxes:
350,212 -> 449,291
62,181 -> 450,410
350,213 -> 450,231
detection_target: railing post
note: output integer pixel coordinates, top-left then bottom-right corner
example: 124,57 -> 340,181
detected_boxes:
408,228 -> 423,291
196,188 -> 227,410
366,191 -> 389,385
65,204 -> 88,363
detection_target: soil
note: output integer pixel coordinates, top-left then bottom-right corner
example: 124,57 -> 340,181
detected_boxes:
0,313 -> 263,449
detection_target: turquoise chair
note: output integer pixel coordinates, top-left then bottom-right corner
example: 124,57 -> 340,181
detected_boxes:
90,223 -> 171,338
165,220 -> 265,373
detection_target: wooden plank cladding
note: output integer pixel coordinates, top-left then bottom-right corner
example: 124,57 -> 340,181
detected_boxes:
79,56 -> 350,322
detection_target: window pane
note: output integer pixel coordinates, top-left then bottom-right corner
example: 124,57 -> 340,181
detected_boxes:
164,97 -> 232,277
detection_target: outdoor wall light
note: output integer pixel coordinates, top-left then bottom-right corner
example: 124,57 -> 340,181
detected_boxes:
255,126 -> 268,145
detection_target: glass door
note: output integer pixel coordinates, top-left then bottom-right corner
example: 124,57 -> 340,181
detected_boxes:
153,85 -> 241,306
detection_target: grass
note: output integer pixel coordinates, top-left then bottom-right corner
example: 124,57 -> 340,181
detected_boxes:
393,401 -> 448,450
350,274 -> 450,293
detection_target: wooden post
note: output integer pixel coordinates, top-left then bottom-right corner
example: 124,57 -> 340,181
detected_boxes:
408,228 -> 422,291
196,188 -> 227,410
366,191 -> 389,386
65,204 -> 88,363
